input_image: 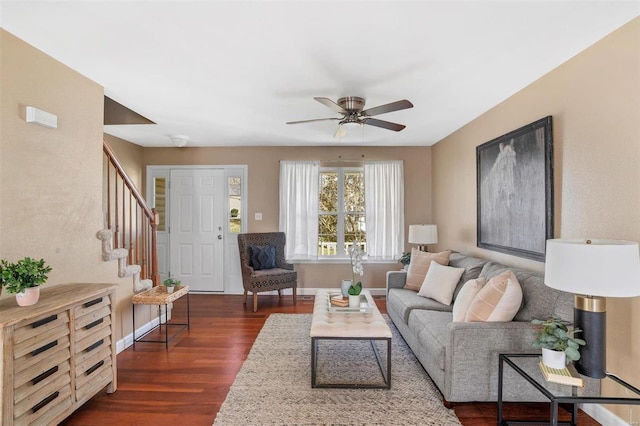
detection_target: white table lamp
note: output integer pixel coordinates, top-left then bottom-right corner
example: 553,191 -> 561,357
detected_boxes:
408,225 -> 438,252
544,239 -> 640,378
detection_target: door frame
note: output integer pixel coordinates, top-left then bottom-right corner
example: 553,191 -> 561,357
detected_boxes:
146,165 -> 248,294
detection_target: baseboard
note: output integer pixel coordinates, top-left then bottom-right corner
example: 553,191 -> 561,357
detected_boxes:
581,403 -> 629,426
116,309 -> 169,354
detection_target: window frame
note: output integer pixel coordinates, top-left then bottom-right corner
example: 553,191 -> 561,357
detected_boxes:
318,166 -> 365,260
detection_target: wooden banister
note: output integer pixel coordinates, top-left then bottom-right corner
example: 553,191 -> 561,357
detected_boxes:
103,139 -> 159,286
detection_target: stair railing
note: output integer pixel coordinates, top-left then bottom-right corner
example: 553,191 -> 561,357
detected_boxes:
103,139 -> 160,287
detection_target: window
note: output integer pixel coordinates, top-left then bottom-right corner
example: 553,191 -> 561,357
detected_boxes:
153,177 -> 167,232
318,168 -> 366,257
228,177 -> 242,233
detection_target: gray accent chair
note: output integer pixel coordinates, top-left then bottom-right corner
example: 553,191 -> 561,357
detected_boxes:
237,232 -> 297,312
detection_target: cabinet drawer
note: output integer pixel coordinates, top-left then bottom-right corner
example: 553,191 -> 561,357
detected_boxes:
14,384 -> 72,426
75,296 -> 111,325
14,348 -> 71,390
75,356 -> 112,401
14,367 -> 71,418
13,312 -> 70,345
75,315 -> 111,344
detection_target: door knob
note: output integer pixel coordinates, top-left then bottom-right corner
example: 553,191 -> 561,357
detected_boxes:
218,235 -> 223,240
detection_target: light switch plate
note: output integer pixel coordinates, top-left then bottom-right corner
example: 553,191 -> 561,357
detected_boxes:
255,213 -> 262,220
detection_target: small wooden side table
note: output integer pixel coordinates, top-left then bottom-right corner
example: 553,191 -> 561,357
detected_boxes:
132,285 -> 190,349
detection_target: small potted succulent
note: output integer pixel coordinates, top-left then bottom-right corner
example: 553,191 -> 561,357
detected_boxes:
0,257 -> 52,306
532,317 -> 586,369
163,277 -> 181,294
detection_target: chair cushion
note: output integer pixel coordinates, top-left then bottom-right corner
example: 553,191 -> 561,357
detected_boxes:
250,245 -> 276,270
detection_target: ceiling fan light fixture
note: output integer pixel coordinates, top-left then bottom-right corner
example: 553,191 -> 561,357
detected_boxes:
169,134 -> 189,147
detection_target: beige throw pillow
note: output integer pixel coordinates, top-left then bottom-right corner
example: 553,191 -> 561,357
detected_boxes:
452,278 -> 486,322
464,271 -> 522,322
404,249 -> 451,291
417,261 -> 465,305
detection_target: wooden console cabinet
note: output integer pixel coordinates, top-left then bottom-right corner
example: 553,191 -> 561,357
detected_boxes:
0,283 -> 117,425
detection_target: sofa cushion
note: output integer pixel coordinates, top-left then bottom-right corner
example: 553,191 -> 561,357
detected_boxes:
465,271 -> 522,322
417,261 -> 465,305
404,249 -> 451,291
387,288 -> 452,323
250,245 -> 276,270
452,278 -> 486,322
449,253 -> 489,302
408,310 -> 452,371
479,261 -> 573,322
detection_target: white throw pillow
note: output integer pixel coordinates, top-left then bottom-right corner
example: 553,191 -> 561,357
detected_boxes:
465,271 -> 523,322
452,278 -> 486,322
417,261 -> 465,305
404,249 -> 451,291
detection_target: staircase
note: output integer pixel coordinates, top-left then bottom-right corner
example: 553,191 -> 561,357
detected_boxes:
98,139 -> 159,293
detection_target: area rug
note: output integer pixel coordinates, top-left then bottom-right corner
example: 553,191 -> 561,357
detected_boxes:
214,314 -> 461,426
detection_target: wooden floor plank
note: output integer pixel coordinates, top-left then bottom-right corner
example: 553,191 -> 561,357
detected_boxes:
60,294 -> 600,426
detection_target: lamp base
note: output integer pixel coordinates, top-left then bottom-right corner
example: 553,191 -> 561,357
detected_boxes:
418,245 -> 429,252
574,295 -> 606,379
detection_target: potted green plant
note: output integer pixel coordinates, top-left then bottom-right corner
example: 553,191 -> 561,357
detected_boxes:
0,257 -> 52,306
398,252 -> 411,270
163,277 -> 181,294
532,317 -> 586,369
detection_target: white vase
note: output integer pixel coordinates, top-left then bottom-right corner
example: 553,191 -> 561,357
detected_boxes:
348,294 -> 360,308
16,287 -> 40,307
542,348 -> 566,369
341,280 -> 352,297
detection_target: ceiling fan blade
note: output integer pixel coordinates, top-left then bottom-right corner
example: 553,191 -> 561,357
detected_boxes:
362,99 -> 413,117
364,118 -> 406,132
286,117 -> 340,125
314,97 -> 347,114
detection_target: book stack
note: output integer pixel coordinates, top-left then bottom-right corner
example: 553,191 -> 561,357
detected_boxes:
538,359 -> 584,387
330,295 -> 349,307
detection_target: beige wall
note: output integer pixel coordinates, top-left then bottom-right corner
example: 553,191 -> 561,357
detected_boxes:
0,30 -> 152,343
105,133 -> 144,190
432,17 -> 640,420
143,145 -> 432,288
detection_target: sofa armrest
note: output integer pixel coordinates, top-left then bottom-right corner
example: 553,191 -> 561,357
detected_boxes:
445,321 -> 537,401
386,270 -> 407,292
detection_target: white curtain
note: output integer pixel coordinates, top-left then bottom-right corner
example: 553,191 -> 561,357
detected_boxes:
279,161 -> 320,260
364,160 -> 404,260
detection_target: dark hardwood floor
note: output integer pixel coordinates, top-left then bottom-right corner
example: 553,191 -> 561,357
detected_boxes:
61,294 -> 600,425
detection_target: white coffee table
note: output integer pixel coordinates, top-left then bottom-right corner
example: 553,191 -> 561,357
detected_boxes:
310,289 -> 392,389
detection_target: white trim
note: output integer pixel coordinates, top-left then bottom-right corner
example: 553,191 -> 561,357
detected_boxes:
116,309 -> 170,354
581,404 -> 629,426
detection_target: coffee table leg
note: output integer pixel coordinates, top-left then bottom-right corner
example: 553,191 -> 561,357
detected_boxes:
311,338 -> 318,388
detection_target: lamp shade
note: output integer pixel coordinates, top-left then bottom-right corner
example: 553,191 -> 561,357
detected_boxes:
544,239 -> 640,297
408,225 -> 438,245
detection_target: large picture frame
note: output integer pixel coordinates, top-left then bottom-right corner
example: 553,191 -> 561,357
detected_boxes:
476,116 -> 553,261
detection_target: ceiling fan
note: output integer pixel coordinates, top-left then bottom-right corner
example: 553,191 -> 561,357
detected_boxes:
286,96 -> 413,138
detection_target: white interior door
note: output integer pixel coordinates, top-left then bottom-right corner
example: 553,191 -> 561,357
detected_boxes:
170,169 -> 225,292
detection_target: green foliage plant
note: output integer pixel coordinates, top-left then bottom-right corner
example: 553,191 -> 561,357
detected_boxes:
0,257 -> 52,294
398,252 -> 411,266
163,277 -> 181,287
348,281 -> 362,296
531,317 -> 586,362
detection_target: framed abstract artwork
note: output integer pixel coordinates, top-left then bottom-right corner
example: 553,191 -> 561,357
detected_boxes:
476,116 -> 553,261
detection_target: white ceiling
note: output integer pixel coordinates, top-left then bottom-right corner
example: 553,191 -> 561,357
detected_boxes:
2,1 -> 639,147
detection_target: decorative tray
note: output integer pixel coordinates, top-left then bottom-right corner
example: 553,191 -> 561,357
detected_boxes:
327,291 -> 374,313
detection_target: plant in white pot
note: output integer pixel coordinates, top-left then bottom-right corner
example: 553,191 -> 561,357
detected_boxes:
532,317 -> 586,369
163,277 -> 181,294
0,257 -> 52,306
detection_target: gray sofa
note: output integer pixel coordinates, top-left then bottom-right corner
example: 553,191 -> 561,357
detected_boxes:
386,252 -> 585,403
